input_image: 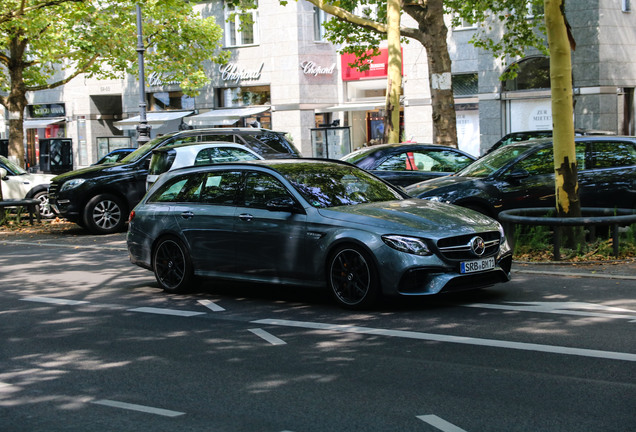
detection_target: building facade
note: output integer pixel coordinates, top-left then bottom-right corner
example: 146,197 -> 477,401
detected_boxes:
1,0 -> 634,169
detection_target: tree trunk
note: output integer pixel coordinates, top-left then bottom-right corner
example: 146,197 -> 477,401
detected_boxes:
404,0 -> 457,147
6,32 -> 29,168
544,0 -> 580,218
384,0 -> 402,144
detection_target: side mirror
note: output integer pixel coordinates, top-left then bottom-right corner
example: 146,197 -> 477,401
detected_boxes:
266,197 -> 298,213
0,168 -> 7,180
507,168 -> 530,180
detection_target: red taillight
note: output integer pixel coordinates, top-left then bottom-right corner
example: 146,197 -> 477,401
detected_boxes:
128,210 -> 135,222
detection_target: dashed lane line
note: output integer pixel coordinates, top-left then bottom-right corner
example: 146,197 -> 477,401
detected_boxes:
417,415 -> 468,432
91,399 -> 185,417
249,328 -> 287,345
128,307 -> 206,317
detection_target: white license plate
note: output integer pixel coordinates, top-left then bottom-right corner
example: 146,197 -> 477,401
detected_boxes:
460,257 -> 495,274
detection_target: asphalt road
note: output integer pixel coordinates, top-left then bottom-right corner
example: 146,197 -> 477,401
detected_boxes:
1,230 -> 635,432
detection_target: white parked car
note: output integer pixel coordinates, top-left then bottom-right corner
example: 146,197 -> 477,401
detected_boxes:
146,142 -> 264,190
0,155 -> 56,218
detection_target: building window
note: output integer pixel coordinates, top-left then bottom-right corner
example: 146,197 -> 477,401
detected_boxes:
502,56 -> 550,91
453,73 -> 478,96
148,92 -> 195,111
314,7 -> 328,41
452,12 -> 476,30
224,3 -> 259,47
623,0 -> 631,12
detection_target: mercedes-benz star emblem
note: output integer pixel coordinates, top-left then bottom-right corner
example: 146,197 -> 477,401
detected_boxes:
469,236 -> 486,256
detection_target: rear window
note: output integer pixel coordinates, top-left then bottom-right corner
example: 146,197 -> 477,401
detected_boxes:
249,131 -> 300,156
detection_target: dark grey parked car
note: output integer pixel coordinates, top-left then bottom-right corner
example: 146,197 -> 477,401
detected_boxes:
127,159 -> 512,309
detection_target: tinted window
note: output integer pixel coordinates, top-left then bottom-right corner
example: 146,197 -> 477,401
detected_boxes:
197,134 -> 236,143
242,172 -> 293,209
376,150 -> 472,172
513,147 -> 554,175
149,173 -> 206,203
148,150 -> 177,175
589,141 -> 636,168
194,147 -> 259,166
251,131 -> 300,155
148,171 -> 241,205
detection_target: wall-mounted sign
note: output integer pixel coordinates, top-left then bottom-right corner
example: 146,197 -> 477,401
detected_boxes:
220,63 -> 264,84
28,103 -> 66,118
147,72 -> 181,87
340,48 -> 402,81
300,61 -> 336,76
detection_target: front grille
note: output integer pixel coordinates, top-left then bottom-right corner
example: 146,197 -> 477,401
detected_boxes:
48,181 -> 60,201
436,231 -> 501,261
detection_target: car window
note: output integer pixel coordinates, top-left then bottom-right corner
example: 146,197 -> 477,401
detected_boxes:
421,150 -> 473,172
194,147 -> 260,165
251,131 -> 299,155
511,147 -> 554,175
242,172 -> 293,209
148,150 -> 176,176
376,153 -> 412,171
588,141 -> 636,168
199,171 -> 242,205
149,173 -> 205,203
196,134 -> 236,143
171,136 -> 198,146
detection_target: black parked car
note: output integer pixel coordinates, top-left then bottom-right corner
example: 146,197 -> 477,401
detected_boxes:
405,136 -> 636,218
341,143 -> 475,187
484,129 -> 615,155
49,128 -> 300,234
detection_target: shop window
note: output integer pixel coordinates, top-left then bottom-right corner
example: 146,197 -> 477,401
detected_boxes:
225,3 -> 259,47
148,91 -> 194,111
218,86 -> 270,107
502,56 -> 550,91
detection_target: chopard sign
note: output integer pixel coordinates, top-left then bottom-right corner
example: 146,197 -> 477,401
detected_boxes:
220,63 -> 264,83
300,61 -> 336,76
147,72 -> 181,87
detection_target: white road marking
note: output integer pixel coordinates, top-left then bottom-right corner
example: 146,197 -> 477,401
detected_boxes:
252,318 -> 636,362
21,296 -> 89,306
128,307 -> 206,317
249,328 -> 287,345
464,301 -> 636,321
417,415 -> 468,432
91,399 -> 184,417
198,299 -> 225,312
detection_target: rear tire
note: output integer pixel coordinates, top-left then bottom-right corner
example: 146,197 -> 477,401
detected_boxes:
83,194 -> 127,234
152,236 -> 193,293
327,245 -> 379,309
33,190 -> 54,219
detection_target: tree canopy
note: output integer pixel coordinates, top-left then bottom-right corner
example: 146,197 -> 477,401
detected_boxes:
1,0 -> 229,167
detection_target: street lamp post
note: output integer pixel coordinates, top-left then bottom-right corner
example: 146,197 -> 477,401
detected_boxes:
136,4 -> 151,145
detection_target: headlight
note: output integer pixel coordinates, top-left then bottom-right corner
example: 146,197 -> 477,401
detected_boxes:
60,178 -> 86,191
382,235 -> 432,256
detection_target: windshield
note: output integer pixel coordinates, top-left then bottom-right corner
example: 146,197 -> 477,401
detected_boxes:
276,162 -> 404,208
459,143 -> 536,178
120,134 -> 173,164
0,155 -> 27,175
340,147 -> 376,164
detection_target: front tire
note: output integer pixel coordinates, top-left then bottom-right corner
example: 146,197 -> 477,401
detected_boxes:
327,245 -> 379,309
83,194 -> 127,234
152,236 -> 193,293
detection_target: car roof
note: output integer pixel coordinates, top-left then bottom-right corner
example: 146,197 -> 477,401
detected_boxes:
151,141 -> 242,153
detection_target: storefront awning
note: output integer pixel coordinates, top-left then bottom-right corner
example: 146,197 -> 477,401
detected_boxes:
114,111 -> 193,130
184,106 -> 270,127
23,117 -> 65,129
317,102 -> 386,113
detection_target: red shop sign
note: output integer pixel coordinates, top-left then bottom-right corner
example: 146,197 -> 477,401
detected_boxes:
340,48 -> 402,81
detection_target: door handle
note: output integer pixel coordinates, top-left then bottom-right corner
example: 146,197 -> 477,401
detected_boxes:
239,213 -> 253,222
180,211 -> 195,219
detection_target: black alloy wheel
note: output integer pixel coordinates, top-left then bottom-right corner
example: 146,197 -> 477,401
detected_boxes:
153,237 -> 193,293
83,193 -> 126,234
328,246 -> 379,309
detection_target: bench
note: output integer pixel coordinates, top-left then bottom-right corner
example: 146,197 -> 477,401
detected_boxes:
0,198 -> 41,225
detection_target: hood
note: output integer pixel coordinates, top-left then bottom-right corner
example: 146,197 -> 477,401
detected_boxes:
51,161 -> 134,182
405,175 -> 477,197
24,172 -> 56,185
317,199 -> 499,238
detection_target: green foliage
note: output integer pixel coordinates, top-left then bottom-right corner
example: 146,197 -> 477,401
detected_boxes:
0,0 -> 229,98
445,0 -> 548,79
